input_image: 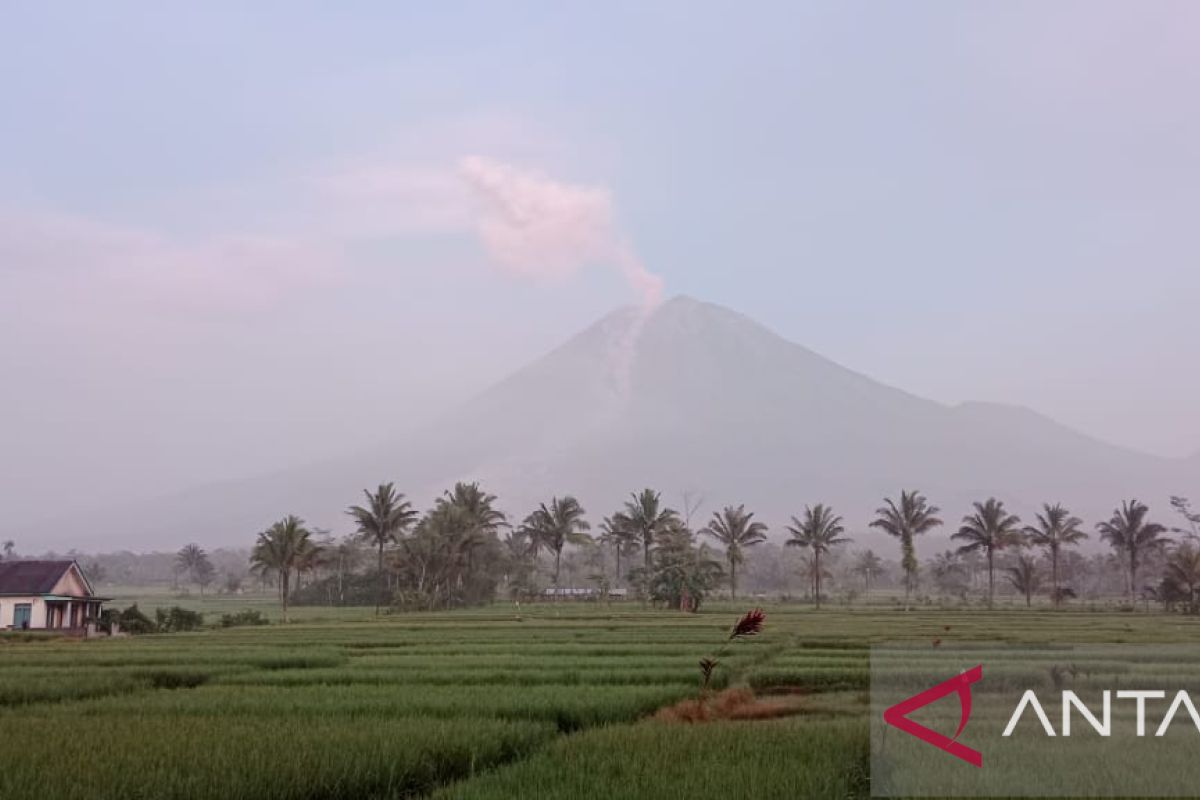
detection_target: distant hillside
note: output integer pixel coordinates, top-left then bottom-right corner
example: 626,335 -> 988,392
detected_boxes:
11,296 -> 1197,551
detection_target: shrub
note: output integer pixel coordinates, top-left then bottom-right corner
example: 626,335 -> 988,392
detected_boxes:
116,604 -> 156,635
155,606 -> 205,633
219,609 -> 268,628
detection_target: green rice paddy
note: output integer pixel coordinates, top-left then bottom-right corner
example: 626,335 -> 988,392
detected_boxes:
3,603 -> 1199,799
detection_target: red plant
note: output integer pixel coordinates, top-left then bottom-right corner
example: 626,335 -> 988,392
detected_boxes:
700,608 -> 767,695
730,607 -> 765,640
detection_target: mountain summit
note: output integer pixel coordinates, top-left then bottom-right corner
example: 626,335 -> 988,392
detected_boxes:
17,296 -> 1197,550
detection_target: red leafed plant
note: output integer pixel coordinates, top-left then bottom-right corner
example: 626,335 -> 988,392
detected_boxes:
700,608 -> 766,695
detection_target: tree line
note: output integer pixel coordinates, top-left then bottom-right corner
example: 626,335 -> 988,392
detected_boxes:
232,482 -> 1199,618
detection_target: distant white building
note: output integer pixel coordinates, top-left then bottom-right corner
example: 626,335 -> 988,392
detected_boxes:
541,587 -> 628,600
0,560 -> 108,631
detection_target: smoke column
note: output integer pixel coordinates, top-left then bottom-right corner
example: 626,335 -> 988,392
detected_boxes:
459,156 -> 663,399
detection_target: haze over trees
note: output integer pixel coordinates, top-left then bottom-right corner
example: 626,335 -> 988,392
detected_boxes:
870,491 -> 943,602
522,496 -> 591,591
699,505 -> 768,600
1024,504 -> 1088,606
952,498 -> 1024,608
785,504 -> 849,609
249,515 -> 316,622
21,476 -> 1193,618
174,543 -> 215,595
346,483 -> 418,615
1097,499 -> 1170,599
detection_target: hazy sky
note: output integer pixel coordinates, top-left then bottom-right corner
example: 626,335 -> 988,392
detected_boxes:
2,2 -> 1197,525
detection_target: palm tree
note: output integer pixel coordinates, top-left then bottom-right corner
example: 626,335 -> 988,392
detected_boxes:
347,483 -> 418,615
249,515 -> 314,622
1097,499 -> 1170,601
930,550 -> 969,599
1,540 -> 14,560
597,515 -> 638,588
1006,555 -> 1041,607
870,491 -> 942,602
785,504 -> 850,609
797,554 -> 832,603
700,505 -> 768,600
952,498 -> 1023,607
175,543 -> 213,595
1023,503 -> 1087,607
524,496 -> 592,591
1164,543 -> 1200,612
1169,496 -> 1200,540
620,489 -> 680,601
442,482 -> 507,576
852,549 -> 883,595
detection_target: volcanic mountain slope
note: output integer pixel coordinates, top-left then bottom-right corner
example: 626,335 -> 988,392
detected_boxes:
19,296 -> 1198,550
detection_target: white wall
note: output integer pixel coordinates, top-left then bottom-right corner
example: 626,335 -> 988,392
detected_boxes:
0,597 -> 47,628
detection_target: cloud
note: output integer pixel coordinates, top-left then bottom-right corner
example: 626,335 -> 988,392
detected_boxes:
0,212 -> 340,320
459,155 -> 663,307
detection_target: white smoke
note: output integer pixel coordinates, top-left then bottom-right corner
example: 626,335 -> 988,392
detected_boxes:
458,155 -> 663,307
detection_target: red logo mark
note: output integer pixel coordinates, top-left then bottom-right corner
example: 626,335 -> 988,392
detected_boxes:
883,664 -> 983,767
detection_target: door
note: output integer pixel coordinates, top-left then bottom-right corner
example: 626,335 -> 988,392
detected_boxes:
13,603 -> 32,629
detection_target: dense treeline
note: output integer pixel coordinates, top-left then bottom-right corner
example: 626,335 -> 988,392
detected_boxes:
243,484 -> 1200,617
9,490 -> 1198,616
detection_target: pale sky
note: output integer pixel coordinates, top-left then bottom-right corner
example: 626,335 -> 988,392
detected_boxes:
2,2 -> 1197,525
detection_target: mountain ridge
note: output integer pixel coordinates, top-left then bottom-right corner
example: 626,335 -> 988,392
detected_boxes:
11,295 -> 1196,551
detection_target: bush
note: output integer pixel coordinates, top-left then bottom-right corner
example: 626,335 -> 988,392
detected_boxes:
219,609 -> 268,628
155,606 -> 205,633
116,604 -> 156,635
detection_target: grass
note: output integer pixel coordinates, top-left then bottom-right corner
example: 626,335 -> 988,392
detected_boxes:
3,600 -> 1200,798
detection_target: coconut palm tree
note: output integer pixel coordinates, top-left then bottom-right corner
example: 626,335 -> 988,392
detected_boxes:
870,491 -> 942,602
1023,503 -> 1087,607
249,515 -> 314,622
852,549 -> 884,595
174,543 -> 212,593
1169,496 -> 1200,540
597,515 -> 638,588
1164,543 -> 1200,612
1097,499 -> 1170,601
1006,555 -> 1041,607
929,550 -> 970,599
620,489 -> 680,601
524,496 -> 592,591
346,483 -> 419,615
785,504 -> 850,609
1,540 -> 14,560
441,482 -> 507,575
700,505 -> 769,600
952,498 -> 1023,607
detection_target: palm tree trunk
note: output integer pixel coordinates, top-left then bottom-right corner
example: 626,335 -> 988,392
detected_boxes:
281,570 -> 290,623
554,548 -> 562,595
643,533 -> 652,605
901,534 -> 914,603
1051,547 -> 1060,608
987,549 -> 994,608
1129,548 -> 1138,605
376,541 -> 384,616
615,545 -> 621,588
729,556 -> 737,600
815,552 -> 822,610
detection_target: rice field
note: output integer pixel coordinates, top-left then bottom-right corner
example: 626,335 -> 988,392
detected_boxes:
3,603 -> 1200,799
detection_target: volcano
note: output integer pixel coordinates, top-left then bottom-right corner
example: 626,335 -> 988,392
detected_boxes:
17,296 -> 1198,550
